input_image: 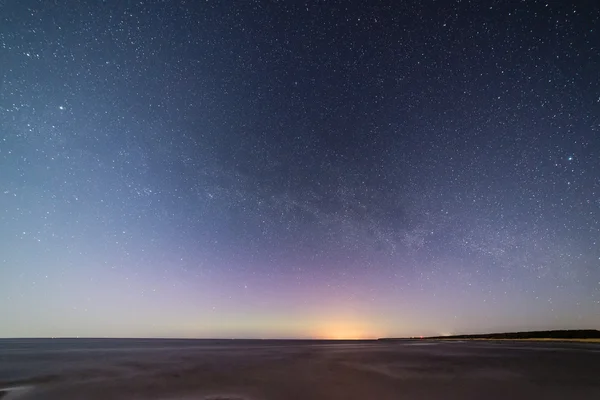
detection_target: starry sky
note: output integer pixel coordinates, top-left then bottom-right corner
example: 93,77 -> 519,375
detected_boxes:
1,0 -> 599,339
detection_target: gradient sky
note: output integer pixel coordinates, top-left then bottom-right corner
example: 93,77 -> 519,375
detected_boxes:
1,0 -> 599,339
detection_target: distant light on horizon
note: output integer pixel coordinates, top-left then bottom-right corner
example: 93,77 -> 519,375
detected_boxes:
1,0 -> 598,339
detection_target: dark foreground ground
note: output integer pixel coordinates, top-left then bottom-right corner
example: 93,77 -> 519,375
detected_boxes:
1,339 -> 600,399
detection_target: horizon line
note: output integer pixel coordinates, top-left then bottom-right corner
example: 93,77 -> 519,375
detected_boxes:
2,328 -> 599,341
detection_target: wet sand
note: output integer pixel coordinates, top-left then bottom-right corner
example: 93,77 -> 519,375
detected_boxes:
1,340 -> 600,399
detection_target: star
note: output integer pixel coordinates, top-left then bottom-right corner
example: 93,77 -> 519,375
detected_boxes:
0,0 -> 598,339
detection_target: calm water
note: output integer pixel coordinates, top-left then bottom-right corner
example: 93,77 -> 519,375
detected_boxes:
0,338 -> 373,383
1,339 -> 599,400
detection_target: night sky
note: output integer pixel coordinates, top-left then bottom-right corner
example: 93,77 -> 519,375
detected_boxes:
1,0 -> 599,339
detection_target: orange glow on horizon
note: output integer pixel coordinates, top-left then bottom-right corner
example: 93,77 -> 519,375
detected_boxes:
312,319 -> 381,340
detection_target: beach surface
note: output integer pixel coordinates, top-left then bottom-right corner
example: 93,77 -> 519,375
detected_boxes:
1,338 -> 600,399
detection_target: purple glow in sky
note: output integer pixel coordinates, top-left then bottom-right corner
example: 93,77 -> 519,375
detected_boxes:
1,0 -> 599,339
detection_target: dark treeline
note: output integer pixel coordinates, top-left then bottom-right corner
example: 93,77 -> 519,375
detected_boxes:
380,330 -> 600,340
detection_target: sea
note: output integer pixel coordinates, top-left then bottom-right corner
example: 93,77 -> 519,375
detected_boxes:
2,337 -> 599,400
0,338 -> 374,399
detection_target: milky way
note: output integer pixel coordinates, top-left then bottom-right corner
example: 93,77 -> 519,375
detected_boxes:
1,1 -> 599,338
